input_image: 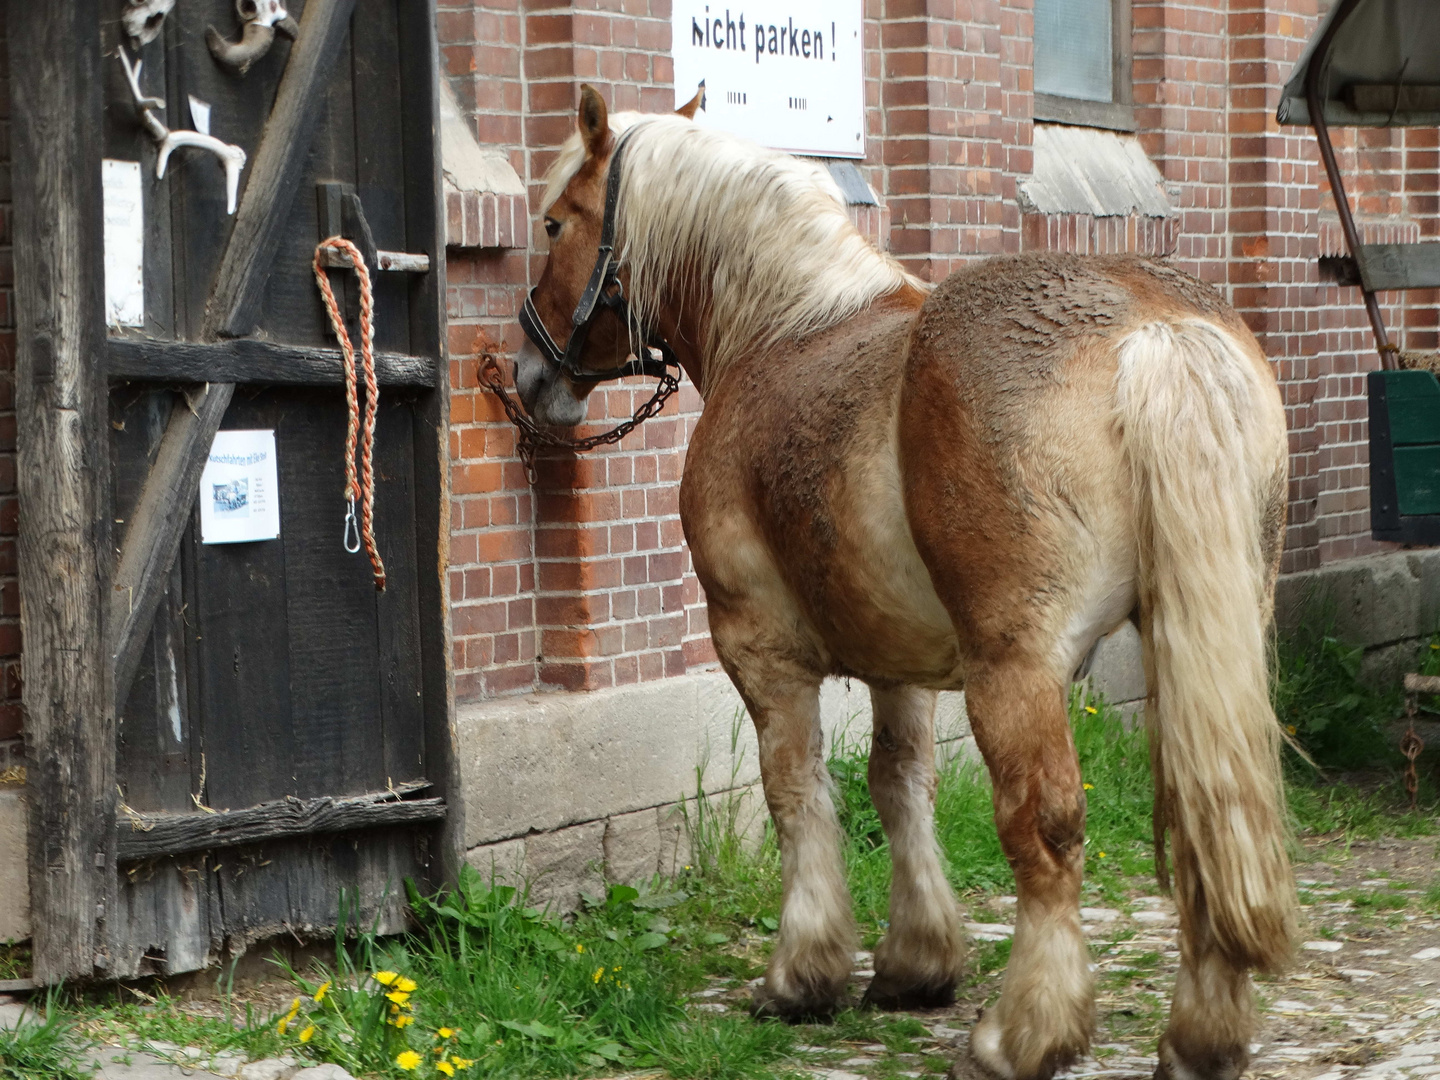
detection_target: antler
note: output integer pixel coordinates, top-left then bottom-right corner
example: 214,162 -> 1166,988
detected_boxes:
118,46 -> 248,214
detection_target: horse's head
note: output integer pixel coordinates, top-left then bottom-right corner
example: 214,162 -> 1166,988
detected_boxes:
514,85 -> 701,426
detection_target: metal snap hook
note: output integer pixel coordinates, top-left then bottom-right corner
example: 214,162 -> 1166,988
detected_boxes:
343,498 -> 361,553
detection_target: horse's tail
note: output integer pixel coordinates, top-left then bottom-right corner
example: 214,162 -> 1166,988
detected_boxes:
1115,318 -> 1295,972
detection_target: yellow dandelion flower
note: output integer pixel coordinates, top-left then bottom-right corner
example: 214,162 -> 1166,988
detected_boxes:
387,990 -> 412,1006
1082,783 -> 1094,790
454,1060 -> 475,1071
437,1064 -> 455,1078
575,943 -> 584,953
1286,724 -> 1298,735
287,997 -> 303,1018
277,1016 -> 291,1036
299,1025 -> 316,1044
612,966 -> 621,972
374,971 -> 400,986
395,1014 -> 415,1029
1084,705 -> 1098,715
395,976 -> 418,993
1097,851 -> 1107,858
396,1049 -> 422,1071
438,1027 -> 456,1039
1431,642 -> 1438,650
313,980 -> 331,1003
593,966 -> 605,983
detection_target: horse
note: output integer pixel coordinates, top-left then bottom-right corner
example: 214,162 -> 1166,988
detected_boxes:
508,85 -> 1297,1080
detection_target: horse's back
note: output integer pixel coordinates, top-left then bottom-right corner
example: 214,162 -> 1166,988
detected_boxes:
898,252 -> 1268,674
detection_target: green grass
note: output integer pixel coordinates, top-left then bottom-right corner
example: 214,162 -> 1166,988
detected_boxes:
0,991 -> 94,1080
0,942 -> 30,982
1271,617 -> 1400,768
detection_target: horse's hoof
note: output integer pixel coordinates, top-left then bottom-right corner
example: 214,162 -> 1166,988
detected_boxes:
948,1046 -> 1004,1080
862,973 -> 957,1011
749,981 -> 846,1022
1154,1036 -> 1248,1080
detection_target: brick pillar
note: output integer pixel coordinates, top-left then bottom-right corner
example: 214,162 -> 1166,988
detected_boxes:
880,0 -> 1015,281
1131,0 -> 1229,285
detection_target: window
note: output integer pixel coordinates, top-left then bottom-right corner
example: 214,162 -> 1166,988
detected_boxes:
1033,0 -> 1133,131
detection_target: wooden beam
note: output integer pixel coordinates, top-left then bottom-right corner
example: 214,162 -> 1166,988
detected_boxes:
116,783 -> 445,861
108,338 -> 437,387
108,384 -> 234,711
398,0 -> 463,888
1356,243 -> 1440,292
10,0 -> 114,983
108,0 -> 358,714
204,0 -> 358,339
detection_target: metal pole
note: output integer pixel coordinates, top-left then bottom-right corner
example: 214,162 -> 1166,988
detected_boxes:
1304,0 -> 1397,369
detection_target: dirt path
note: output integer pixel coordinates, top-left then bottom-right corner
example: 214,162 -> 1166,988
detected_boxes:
700,835 -> 1440,1079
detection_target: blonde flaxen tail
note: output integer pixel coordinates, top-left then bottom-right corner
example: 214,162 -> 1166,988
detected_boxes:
1116,319 -> 1297,973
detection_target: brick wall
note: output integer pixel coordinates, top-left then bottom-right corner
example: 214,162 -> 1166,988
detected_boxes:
441,0 -> 718,700
430,0 -> 1440,700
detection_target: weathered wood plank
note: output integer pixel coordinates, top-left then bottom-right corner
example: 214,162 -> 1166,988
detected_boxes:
116,783 -> 444,861
1355,243 -> 1440,292
398,0 -> 462,886
108,384 -> 235,713
10,0 -> 114,983
204,0 -> 359,339
108,338 -> 436,387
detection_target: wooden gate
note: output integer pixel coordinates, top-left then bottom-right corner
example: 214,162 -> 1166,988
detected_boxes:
11,0 -> 454,982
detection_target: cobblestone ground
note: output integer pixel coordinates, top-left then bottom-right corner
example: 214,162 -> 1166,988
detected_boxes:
687,835 -> 1440,1080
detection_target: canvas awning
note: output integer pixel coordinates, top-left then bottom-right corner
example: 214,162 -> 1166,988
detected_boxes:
1278,0 -> 1440,128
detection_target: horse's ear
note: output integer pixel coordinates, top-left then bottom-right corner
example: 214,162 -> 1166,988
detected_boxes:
577,84 -> 609,157
677,82 -> 706,120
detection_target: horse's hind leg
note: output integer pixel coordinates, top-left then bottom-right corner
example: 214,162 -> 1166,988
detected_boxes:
962,659 -> 1093,1080
863,684 -> 966,1009
1158,910 -> 1254,1080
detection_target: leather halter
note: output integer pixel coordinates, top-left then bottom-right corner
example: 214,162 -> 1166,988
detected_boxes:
519,127 -> 679,384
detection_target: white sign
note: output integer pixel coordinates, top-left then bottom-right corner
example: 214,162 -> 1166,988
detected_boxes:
672,1 -> 865,158
102,159 -> 145,328
199,430 -> 281,545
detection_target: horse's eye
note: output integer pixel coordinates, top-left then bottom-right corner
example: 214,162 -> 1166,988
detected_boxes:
544,217 -> 561,239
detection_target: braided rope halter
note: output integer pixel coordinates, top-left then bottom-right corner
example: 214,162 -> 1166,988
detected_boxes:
312,236 -> 387,591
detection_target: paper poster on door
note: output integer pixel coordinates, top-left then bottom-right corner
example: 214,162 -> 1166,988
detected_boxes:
199,430 -> 280,544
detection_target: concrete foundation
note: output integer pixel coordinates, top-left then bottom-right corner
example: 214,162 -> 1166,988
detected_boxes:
0,788 -> 28,942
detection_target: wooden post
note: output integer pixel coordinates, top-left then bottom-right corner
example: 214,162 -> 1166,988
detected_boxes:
10,0 -> 115,982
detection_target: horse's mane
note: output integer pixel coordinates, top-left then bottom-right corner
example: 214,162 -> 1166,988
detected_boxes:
542,113 -> 925,391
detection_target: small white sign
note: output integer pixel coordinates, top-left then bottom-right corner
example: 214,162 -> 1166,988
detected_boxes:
199,430 -> 281,545
672,0 -> 865,158
102,159 -> 145,327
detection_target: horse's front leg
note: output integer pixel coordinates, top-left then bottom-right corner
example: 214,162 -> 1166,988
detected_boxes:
711,611 -> 856,1019
962,659 -> 1093,1080
863,683 -> 966,1008
749,670 -> 856,1018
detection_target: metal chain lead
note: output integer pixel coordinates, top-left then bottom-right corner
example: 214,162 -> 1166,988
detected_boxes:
479,354 -> 681,484
1403,694 -> 1425,810
1401,673 -> 1434,810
